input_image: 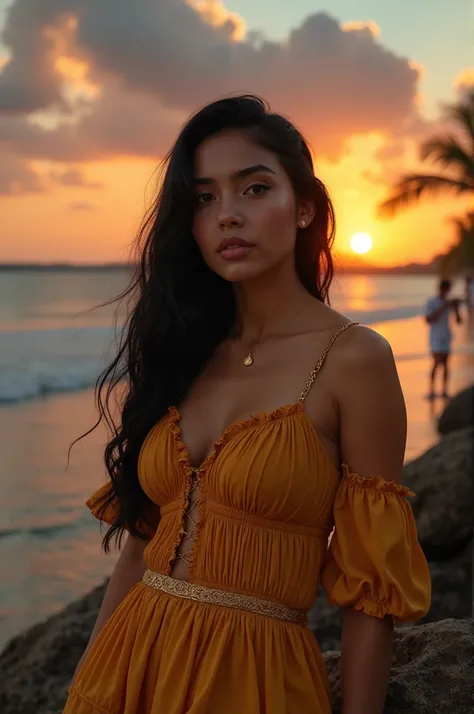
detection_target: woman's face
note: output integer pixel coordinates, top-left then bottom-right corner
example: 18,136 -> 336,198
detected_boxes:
192,131 -> 312,283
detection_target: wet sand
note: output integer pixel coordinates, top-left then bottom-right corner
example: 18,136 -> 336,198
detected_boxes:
374,315 -> 473,460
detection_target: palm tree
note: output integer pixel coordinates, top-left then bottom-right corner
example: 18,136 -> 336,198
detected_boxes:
437,211 -> 474,274
379,91 -> 474,216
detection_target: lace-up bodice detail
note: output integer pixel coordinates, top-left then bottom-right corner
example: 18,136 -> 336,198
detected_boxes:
173,468 -> 200,566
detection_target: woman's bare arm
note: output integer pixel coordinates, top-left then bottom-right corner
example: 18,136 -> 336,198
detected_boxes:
340,608 -> 393,714
333,326 -> 407,714
73,533 -> 148,678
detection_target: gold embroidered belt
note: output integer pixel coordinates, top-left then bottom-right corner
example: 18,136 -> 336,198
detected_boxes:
142,570 -> 307,625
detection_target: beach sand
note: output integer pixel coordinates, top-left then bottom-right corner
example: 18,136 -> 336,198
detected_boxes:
374,315 -> 473,460
0,313 -> 472,648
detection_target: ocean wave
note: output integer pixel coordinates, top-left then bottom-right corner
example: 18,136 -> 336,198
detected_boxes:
348,305 -> 422,324
0,522 -> 76,540
0,360 -> 101,404
0,305 -> 442,405
0,325 -> 117,404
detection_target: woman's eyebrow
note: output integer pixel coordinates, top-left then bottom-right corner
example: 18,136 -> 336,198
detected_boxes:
194,163 -> 276,185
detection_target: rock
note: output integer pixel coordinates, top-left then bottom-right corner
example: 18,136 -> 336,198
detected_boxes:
438,385 -> 474,435
325,618 -> 474,714
308,587 -> 342,651
0,582 -> 106,714
403,427 -> 474,559
423,542 -> 473,622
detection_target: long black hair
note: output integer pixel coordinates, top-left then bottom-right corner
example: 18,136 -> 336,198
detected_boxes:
93,94 -> 336,551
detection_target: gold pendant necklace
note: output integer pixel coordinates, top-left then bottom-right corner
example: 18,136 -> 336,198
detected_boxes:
243,307 -> 307,367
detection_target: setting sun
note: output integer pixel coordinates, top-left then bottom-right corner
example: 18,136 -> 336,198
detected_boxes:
350,232 -> 373,255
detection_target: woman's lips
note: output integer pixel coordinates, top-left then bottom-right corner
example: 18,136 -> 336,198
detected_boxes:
219,245 -> 254,260
217,237 -> 255,261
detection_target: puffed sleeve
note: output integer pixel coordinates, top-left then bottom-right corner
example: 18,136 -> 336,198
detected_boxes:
86,482 -> 160,539
321,464 -> 431,622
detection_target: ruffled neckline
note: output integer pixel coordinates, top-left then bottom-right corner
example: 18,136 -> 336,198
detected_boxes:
167,401 -> 305,475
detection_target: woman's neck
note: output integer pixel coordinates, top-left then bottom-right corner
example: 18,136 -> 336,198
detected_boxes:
233,262 -> 313,345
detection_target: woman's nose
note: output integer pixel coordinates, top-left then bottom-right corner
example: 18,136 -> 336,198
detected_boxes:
217,198 -> 244,229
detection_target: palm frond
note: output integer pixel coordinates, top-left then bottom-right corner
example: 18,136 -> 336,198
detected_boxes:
448,210 -> 474,229
378,174 -> 474,217
444,91 -> 474,143
420,136 -> 474,181
448,215 -> 468,232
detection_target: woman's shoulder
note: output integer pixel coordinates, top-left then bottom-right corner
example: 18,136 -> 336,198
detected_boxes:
336,322 -> 392,364
322,314 -> 402,419
308,307 -> 397,402
312,303 -> 393,366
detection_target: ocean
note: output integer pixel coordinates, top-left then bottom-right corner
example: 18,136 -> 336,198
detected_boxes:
0,268 -> 458,403
0,268 -> 472,650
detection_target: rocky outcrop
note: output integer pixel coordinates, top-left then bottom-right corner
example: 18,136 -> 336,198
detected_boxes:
308,587 -> 342,651
0,582 -> 106,714
1,593 -> 472,714
438,385 -> 474,435
326,618 -> 474,714
424,541 -> 473,623
403,427 -> 474,559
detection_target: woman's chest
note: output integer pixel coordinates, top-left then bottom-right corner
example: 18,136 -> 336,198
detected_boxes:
138,407 -> 340,529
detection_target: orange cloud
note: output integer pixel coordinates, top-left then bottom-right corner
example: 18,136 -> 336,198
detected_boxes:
55,56 -> 100,98
187,0 -> 246,41
342,20 -> 381,37
454,67 -> 474,90
408,59 -> 424,80
0,154 -> 44,195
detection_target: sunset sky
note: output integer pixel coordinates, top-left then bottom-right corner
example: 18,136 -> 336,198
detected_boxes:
0,0 -> 472,266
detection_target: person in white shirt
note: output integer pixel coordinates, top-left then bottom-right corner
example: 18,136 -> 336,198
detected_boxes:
424,278 -> 462,399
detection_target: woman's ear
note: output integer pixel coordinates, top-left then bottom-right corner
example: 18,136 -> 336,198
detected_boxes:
296,201 -> 316,229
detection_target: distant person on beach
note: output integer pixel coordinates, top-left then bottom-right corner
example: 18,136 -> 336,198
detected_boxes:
63,95 -> 430,714
425,278 -> 462,399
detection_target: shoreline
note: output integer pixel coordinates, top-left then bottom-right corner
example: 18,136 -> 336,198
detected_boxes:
372,315 -> 473,460
0,263 -> 438,275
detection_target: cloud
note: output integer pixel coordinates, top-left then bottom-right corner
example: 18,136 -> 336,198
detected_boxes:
50,165 -> 103,188
0,2 -> 421,163
361,167 -> 403,187
454,68 -> 474,100
342,20 -> 381,38
0,80 -> 187,161
0,2 -> 72,113
0,153 -> 43,195
375,140 -> 407,161
69,200 -> 95,211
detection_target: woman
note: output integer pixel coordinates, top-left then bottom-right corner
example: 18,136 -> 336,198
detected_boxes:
64,95 -> 431,714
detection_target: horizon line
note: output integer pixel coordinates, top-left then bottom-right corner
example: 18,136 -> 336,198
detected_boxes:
0,259 -> 439,274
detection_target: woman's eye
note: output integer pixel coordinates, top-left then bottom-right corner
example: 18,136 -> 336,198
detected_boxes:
195,192 -> 214,204
245,183 -> 271,196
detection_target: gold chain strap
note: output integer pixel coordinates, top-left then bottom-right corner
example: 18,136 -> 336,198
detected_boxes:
298,322 -> 358,403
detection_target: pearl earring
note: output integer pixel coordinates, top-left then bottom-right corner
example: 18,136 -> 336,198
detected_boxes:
299,220 -> 306,228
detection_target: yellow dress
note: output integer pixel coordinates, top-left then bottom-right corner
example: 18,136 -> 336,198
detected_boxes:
64,329 -> 431,714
